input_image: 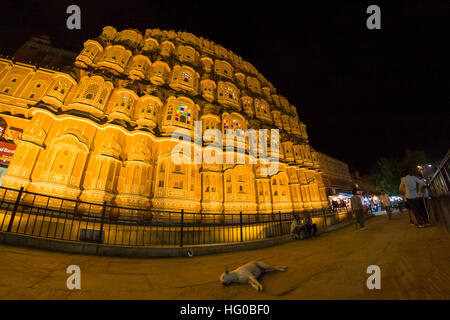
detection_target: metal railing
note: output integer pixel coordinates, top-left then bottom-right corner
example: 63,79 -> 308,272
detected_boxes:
0,185 -> 356,247
428,149 -> 450,233
429,149 -> 450,196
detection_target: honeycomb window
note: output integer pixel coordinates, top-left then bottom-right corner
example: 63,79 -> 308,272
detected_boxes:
84,84 -> 99,100
174,104 -> 192,124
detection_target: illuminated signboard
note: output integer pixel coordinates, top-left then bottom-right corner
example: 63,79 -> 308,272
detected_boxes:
0,142 -> 16,166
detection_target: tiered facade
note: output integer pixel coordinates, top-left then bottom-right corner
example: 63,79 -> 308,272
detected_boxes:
0,26 -> 328,214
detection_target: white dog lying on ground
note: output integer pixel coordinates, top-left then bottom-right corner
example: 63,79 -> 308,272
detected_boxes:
220,261 -> 287,291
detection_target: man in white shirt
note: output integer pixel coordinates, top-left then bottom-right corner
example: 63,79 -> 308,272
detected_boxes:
399,169 -> 429,227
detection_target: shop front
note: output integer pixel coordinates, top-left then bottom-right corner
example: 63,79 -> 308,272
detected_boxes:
328,188 -> 353,212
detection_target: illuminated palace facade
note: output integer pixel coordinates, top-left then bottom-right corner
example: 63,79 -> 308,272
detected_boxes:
0,26 -> 328,214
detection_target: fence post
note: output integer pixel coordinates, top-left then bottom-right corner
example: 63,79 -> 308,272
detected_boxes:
278,211 -> 283,236
98,201 -> 106,243
180,209 -> 184,247
322,208 -> 327,229
239,211 -> 243,242
7,186 -> 24,232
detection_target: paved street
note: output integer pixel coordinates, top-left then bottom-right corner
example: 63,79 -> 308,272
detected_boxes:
0,210 -> 449,300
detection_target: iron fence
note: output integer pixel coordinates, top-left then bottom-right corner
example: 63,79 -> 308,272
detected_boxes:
428,149 -> 450,232
429,149 -> 450,197
0,185 -> 355,247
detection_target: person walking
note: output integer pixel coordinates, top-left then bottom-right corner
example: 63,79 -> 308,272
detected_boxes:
402,194 -> 416,226
380,190 -> 392,219
399,168 -> 429,228
418,183 -> 431,224
351,187 -> 365,230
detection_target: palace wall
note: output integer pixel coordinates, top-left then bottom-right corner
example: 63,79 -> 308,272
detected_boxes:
0,26 -> 330,214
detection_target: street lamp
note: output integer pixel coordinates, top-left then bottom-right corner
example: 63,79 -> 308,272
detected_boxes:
417,165 -> 424,177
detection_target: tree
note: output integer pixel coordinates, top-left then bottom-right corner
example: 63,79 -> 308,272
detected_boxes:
369,151 -> 427,195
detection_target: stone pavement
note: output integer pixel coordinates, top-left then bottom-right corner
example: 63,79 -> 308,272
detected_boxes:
0,211 -> 449,300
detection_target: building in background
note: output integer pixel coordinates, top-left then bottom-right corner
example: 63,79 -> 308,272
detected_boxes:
351,170 -> 377,194
316,151 -> 353,209
0,27 -> 330,214
11,35 -> 77,70
317,151 -> 353,195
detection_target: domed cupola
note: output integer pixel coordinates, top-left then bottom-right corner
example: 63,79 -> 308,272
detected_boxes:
99,26 -> 117,42
200,56 -> 214,73
142,36 -> 159,53
161,95 -> 198,136
75,39 -> 104,68
42,74 -> 77,108
169,64 -> 199,94
68,74 -> 114,117
199,74 -> 216,102
106,86 -> 139,123
159,40 -> 175,58
97,44 -> 132,74
136,93 -> 163,131
149,58 -> 170,86
115,29 -> 144,51
240,93 -> 254,118
128,55 -> 151,80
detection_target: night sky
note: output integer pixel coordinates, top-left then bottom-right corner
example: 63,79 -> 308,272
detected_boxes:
1,0 -> 448,174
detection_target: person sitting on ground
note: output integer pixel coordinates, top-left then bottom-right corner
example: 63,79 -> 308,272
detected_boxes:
304,213 -> 318,236
290,215 -> 305,239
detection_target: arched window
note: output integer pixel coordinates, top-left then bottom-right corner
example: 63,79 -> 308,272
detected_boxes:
120,95 -> 130,107
217,82 -> 240,109
182,70 -> 191,82
219,85 -> 236,100
242,97 -> 252,108
174,104 -> 191,124
84,84 -> 99,100
223,118 -> 241,130
170,66 -> 196,92
143,100 -> 157,116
